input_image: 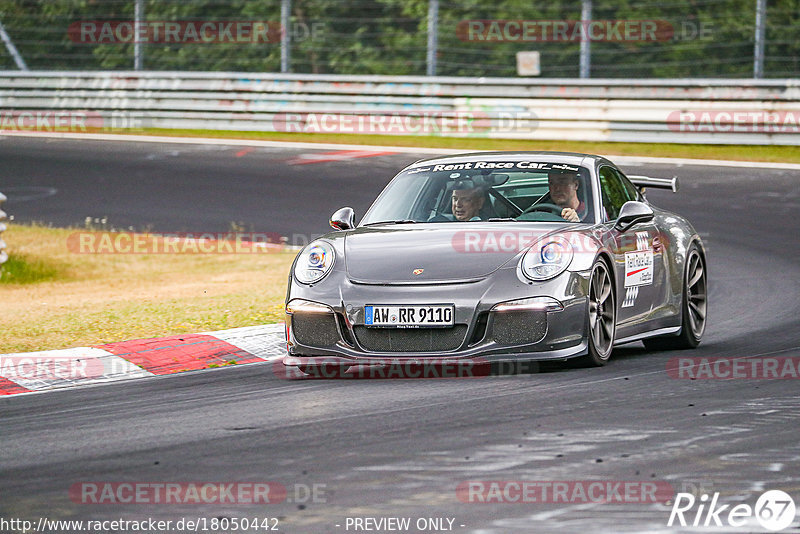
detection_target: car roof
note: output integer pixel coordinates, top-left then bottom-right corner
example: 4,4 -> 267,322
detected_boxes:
403,151 -> 608,172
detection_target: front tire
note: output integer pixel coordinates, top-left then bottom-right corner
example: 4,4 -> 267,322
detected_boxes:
643,244 -> 707,350
576,259 -> 616,367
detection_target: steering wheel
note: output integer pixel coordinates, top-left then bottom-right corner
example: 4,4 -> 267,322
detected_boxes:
521,202 -> 564,217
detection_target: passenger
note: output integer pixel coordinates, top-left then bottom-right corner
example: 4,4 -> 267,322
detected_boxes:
450,181 -> 485,221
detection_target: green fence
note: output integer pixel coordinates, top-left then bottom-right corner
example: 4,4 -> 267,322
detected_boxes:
0,0 -> 798,78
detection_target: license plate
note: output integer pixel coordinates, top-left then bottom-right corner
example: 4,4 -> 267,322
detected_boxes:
364,305 -> 454,327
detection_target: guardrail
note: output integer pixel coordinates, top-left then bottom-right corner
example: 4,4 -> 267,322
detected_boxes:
0,191 -> 7,269
1,71 -> 799,145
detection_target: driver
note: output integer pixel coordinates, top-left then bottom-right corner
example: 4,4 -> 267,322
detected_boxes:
548,171 -> 587,222
451,181 -> 485,221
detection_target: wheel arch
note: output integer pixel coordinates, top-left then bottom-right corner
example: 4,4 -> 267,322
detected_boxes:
594,250 -> 617,299
690,236 -> 707,264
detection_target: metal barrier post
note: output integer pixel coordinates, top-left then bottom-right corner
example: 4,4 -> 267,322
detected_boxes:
0,192 -> 8,269
281,0 -> 291,73
426,0 -> 439,76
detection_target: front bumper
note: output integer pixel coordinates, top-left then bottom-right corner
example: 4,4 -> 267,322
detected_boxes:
283,266 -> 591,366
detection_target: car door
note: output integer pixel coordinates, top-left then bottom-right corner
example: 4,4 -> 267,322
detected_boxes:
598,165 -> 664,328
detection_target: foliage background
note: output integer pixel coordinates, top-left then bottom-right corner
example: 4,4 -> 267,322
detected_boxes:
0,0 -> 797,77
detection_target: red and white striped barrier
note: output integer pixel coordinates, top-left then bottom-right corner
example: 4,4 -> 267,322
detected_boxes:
0,324 -> 285,396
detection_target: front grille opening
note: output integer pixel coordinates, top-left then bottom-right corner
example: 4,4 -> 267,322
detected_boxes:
292,312 -> 340,348
491,311 -> 547,345
353,325 -> 468,352
469,311 -> 489,346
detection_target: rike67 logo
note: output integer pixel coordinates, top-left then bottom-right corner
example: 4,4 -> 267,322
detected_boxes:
668,490 -> 796,531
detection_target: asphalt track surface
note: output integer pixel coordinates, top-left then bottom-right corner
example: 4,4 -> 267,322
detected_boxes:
2,136 -> 800,533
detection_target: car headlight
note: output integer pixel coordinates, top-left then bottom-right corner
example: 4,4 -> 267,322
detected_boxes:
520,235 -> 574,281
294,240 -> 335,284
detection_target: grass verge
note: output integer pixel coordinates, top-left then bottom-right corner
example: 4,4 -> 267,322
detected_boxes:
0,253 -> 66,284
0,223 -> 294,353
129,128 -> 800,163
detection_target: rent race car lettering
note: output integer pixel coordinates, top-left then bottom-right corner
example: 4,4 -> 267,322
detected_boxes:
429,161 -> 579,172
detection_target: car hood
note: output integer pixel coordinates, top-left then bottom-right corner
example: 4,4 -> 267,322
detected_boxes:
344,223 -> 570,284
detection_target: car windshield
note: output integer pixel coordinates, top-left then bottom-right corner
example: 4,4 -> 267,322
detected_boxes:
360,160 -> 594,225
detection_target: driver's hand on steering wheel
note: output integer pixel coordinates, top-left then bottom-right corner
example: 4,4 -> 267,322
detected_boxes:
561,207 -> 580,222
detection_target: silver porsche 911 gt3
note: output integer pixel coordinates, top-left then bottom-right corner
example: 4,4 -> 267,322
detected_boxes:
283,152 -> 707,372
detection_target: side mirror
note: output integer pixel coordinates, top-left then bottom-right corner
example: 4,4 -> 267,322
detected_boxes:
330,207 -> 355,231
615,201 -> 654,232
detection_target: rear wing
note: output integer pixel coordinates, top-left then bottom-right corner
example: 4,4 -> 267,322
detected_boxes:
627,175 -> 679,193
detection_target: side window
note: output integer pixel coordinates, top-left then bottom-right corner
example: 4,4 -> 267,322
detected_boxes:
599,166 -> 636,221
618,171 -> 642,202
